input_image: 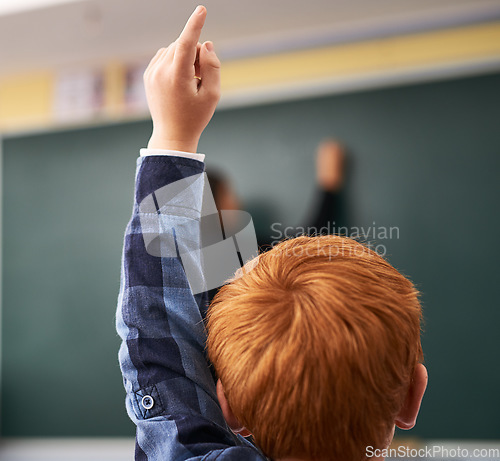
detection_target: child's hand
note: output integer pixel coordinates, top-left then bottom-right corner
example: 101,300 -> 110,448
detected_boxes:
144,5 -> 220,153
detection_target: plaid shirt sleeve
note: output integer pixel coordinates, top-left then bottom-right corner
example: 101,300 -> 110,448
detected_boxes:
116,155 -> 267,460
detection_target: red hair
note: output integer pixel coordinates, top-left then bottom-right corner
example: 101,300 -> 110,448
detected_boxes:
207,235 -> 423,461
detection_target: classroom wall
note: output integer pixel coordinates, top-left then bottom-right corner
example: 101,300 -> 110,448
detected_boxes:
2,71 -> 500,439
2,20 -> 500,133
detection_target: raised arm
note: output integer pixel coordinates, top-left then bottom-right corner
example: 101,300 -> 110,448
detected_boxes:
116,7 -> 265,460
145,5 -> 220,154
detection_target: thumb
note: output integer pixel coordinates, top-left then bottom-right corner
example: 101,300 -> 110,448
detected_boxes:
199,41 -> 221,100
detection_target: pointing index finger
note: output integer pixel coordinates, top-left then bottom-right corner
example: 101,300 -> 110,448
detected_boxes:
174,5 -> 207,74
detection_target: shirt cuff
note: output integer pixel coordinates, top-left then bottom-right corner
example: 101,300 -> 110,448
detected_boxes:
140,148 -> 205,163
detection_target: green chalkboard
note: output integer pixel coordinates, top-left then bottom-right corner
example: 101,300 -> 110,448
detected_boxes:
2,71 -> 500,438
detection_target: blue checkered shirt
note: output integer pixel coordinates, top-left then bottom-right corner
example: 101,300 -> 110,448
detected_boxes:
116,155 -> 268,460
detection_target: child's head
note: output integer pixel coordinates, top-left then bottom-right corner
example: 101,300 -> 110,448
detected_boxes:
207,235 -> 426,461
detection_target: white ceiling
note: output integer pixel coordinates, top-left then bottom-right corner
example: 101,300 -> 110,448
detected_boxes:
0,0 -> 81,16
1,0 -> 500,75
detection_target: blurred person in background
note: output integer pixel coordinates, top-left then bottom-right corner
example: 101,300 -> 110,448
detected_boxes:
206,138 -> 348,249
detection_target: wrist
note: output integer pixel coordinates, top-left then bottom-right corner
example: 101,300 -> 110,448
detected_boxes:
147,132 -> 199,153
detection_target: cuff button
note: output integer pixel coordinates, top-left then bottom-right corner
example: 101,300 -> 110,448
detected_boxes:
141,395 -> 154,410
